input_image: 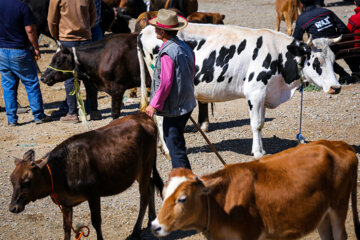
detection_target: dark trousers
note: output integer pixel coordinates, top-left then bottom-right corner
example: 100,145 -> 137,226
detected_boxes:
60,40 -> 98,115
163,111 -> 192,169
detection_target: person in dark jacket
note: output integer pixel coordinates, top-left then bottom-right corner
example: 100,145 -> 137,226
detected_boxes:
145,9 -> 196,169
293,0 -> 359,83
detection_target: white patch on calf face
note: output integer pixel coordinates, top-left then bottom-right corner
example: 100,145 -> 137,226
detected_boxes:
164,176 -> 188,201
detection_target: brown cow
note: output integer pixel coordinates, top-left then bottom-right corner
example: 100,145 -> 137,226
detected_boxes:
41,33 -> 151,119
151,140 -> 360,240
187,12 -> 225,24
275,0 -> 301,35
103,0 -> 146,18
9,113 -> 163,240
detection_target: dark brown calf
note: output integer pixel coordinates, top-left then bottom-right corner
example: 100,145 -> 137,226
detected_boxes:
150,0 -> 198,17
152,140 -> 360,240
41,34 -> 151,119
9,113 -> 163,240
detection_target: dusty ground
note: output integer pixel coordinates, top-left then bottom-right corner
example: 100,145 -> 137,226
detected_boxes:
1,0 -> 360,239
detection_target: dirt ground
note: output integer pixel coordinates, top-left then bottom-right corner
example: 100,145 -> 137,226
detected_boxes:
1,0 -> 360,239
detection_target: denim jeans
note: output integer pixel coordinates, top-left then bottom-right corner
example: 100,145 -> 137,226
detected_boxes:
59,40 -> 98,115
91,24 -> 103,42
0,48 -> 44,124
163,111 -> 192,169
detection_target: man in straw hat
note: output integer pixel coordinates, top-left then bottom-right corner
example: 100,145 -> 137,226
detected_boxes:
145,9 -> 196,170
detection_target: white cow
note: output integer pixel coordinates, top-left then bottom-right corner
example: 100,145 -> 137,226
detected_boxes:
137,23 -> 341,158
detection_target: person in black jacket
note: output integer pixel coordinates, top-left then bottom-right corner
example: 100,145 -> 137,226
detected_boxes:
293,0 -> 359,83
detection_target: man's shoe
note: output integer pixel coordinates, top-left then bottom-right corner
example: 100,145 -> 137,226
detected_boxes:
35,115 -> 52,124
60,113 -> 79,123
90,110 -> 102,121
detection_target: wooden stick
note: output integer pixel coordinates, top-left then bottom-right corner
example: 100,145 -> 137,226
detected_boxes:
189,116 -> 227,166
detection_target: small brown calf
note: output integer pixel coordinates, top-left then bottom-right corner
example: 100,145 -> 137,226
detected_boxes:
275,0 -> 301,35
187,12 -> 225,24
9,113 -> 163,240
152,140 -> 360,240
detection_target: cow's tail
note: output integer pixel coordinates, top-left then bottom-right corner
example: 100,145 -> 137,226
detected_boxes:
137,34 -> 149,112
352,160 -> 360,239
152,159 -> 164,199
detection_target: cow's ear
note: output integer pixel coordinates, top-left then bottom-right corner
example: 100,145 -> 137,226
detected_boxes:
23,150 -> 35,162
201,177 -> 222,195
221,14 -> 225,20
287,41 -> 311,57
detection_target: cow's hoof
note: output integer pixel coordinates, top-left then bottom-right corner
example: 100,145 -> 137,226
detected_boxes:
200,122 -> 209,132
252,151 -> 265,159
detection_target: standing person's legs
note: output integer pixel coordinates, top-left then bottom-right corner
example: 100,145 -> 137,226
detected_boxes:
333,61 -> 351,84
344,56 -> 360,83
0,49 -> 19,124
91,24 -> 103,42
9,49 -> 45,121
163,112 -> 192,169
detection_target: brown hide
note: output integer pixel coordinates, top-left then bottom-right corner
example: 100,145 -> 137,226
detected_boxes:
9,113 -> 163,240
152,140 -> 360,240
187,12 -> 225,24
103,0 -> 121,7
275,0 -> 300,35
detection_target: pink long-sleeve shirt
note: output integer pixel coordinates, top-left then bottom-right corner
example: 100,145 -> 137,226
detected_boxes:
149,44 -> 174,111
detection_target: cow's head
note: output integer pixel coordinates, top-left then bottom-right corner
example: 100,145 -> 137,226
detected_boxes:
151,168 -> 211,237
287,37 -> 341,94
9,150 -> 50,213
40,44 -> 75,86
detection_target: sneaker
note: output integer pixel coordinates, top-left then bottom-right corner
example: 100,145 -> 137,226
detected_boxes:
35,115 -> 53,124
89,110 -> 102,121
60,113 -> 79,123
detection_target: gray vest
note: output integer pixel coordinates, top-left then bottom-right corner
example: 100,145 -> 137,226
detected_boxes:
150,37 -> 196,117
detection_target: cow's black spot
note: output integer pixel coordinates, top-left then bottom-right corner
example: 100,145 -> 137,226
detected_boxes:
196,51 -> 216,83
217,64 -> 228,82
248,72 -> 255,82
152,46 -> 160,55
307,62 -> 310,66
312,57 -> 322,75
263,53 -> 272,69
150,53 -> 153,60
248,100 -> 253,111
279,52 -> 300,84
237,39 -> 246,55
137,33 -> 146,58
252,37 -> 263,60
216,45 -> 236,67
229,77 -> 233,83
185,40 -> 198,50
257,71 -> 273,85
197,39 -> 206,51
194,65 -> 200,85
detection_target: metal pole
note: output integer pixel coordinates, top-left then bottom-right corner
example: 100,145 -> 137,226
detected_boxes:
189,116 -> 226,166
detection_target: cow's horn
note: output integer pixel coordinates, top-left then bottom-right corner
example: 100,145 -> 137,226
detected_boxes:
330,35 -> 342,43
306,34 -> 313,46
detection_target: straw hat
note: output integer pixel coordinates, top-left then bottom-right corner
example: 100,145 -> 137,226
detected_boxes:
148,9 -> 188,30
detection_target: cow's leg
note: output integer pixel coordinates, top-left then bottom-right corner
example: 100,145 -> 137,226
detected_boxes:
62,206 -> 73,240
285,15 -> 293,35
88,197 -> 103,240
247,95 -> 266,158
132,177 -> 152,238
111,83 -> 125,119
198,101 -> 209,132
155,115 -> 170,160
317,215 -> 334,240
275,14 -> 281,32
329,209 -> 348,240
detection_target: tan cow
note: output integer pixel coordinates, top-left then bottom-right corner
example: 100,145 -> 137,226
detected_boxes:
275,0 -> 301,35
187,12 -> 225,24
151,140 -> 360,240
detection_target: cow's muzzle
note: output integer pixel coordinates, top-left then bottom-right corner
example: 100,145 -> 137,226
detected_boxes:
9,203 -> 25,213
328,86 -> 341,94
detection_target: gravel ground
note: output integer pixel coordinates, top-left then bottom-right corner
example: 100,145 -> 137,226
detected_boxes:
0,0 -> 360,239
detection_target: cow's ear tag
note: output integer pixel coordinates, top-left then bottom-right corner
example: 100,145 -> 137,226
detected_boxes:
150,64 -> 155,70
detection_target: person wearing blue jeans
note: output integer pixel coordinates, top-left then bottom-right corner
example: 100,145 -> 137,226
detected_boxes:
91,0 -> 103,42
0,0 -> 49,126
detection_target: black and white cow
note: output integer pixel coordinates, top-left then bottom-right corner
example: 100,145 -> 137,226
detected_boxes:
137,23 -> 341,159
